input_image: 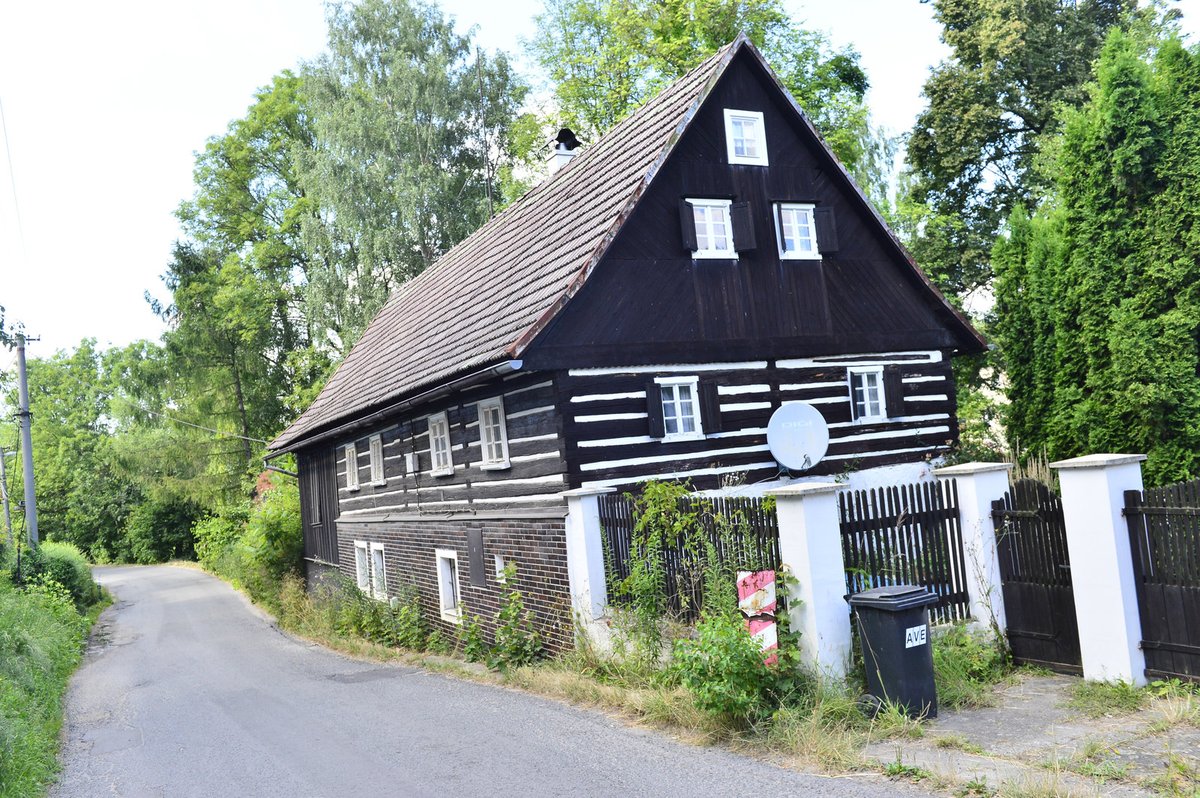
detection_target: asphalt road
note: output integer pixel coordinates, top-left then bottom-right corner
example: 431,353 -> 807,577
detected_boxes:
54,565 -> 921,797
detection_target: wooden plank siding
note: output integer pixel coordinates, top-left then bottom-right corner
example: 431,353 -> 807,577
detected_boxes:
556,350 -> 956,490
333,371 -> 569,515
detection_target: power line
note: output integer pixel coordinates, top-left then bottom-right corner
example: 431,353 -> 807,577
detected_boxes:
0,95 -> 28,263
110,394 -> 270,445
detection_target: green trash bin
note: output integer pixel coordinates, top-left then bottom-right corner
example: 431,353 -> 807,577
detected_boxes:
848,585 -> 939,718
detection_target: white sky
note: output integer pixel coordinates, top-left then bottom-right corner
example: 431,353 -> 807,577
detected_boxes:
1,0 -> 1197,356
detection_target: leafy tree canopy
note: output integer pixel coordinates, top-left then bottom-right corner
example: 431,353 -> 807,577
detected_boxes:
992,22 -> 1200,484
529,0 -> 894,201
298,0 -> 530,352
905,0 -> 1137,300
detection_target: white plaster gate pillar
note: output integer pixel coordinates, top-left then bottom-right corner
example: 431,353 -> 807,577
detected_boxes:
767,483 -> 853,680
933,462 -> 1012,637
1051,454 -> 1148,685
561,487 -> 615,650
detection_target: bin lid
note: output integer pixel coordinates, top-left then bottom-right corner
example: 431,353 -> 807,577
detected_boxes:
847,585 -> 940,611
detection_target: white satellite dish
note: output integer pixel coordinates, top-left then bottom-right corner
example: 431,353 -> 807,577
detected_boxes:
767,402 -> 829,472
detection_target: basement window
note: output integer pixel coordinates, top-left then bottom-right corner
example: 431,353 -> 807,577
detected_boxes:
848,367 -> 886,422
353,540 -> 387,599
369,434 -> 385,485
656,376 -> 703,440
723,109 -> 768,166
477,397 -> 510,470
344,443 -> 359,491
776,203 -> 820,260
428,412 -> 454,477
436,548 -> 462,623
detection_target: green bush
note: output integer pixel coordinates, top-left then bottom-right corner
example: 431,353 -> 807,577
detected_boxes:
123,497 -> 203,563
242,478 -> 302,582
36,542 -> 100,610
0,577 -> 90,796
674,607 -> 776,722
488,563 -> 542,670
192,508 -> 249,571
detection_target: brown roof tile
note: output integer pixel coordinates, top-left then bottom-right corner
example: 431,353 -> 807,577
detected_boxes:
271,40 -> 739,451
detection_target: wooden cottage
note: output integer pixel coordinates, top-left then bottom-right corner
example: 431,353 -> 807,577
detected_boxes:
268,36 -> 985,648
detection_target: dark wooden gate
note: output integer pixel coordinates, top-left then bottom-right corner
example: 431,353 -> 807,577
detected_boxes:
1124,479 -> 1200,683
991,479 -> 1081,673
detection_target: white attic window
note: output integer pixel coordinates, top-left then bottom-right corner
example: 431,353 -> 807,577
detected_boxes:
776,203 -> 820,260
688,198 -> 736,259
723,109 -> 768,166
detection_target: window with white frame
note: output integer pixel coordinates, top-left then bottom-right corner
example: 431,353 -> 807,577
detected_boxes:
775,203 -> 820,259
354,541 -> 369,590
428,412 -> 453,476
656,376 -> 703,439
723,109 -> 768,166
344,443 -> 359,491
369,542 -> 386,599
435,548 -> 461,623
688,198 -> 736,259
369,434 -> 385,485
353,540 -> 387,599
848,367 -> 886,422
477,397 -> 510,469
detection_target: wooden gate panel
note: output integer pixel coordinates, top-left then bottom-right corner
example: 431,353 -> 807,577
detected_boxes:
992,479 -> 1081,673
1125,485 -> 1200,682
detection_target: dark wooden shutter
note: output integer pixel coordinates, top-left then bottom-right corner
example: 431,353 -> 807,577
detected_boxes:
466,528 -> 487,587
679,200 -> 697,252
699,381 -> 723,433
815,206 -> 839,254
776,204 -> 789,252
731,201 -> 756,251
646,379 -> 666,438
883,365 -> 905,418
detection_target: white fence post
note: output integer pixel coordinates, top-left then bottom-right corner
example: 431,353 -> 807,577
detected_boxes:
933,462 -> 1012,636
767,483 -> 853,680
561,487 -> 615,649
1051,454 -> 1148,685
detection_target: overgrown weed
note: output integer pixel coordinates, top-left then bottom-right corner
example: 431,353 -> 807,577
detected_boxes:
1065,680 -> 1146,718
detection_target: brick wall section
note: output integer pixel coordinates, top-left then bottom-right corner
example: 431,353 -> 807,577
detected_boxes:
335,515 -> 573,652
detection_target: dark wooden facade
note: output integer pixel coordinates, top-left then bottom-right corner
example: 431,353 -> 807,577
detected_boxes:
276,39 -> 983,647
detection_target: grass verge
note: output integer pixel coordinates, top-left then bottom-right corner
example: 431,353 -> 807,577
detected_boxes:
1065,680 -> 1147,718
0,580 -> 110,798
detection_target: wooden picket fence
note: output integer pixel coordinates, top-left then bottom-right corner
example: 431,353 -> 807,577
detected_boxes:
839,479 -> 971,625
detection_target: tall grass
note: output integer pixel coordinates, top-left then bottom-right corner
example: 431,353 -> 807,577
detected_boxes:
0,574 -> 103,797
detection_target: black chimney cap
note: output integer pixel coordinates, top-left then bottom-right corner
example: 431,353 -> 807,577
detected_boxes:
555,127 -> 582,150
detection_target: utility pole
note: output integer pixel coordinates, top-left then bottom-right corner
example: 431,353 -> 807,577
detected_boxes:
15,332 -> 37,546
0,447 -> 12,547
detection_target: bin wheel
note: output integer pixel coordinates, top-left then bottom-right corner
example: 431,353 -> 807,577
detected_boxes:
857,693 -> 883,718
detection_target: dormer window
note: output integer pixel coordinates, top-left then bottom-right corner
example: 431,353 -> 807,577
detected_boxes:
776,203 -> 820,259
687,198 -> 735,259
724,109 -> 768,166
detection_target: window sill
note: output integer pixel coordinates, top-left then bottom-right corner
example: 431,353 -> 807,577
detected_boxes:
480,461 -> 510,471
662,432 -> 705,443
728,156 -> 769,167
692,251 -> 739,260
347,486 -> 360,493
371,480 -> 387,487
780,252 -> 822,261
431,468 -> 455,478
441,608 -> 463,625
852,416 -> 887,425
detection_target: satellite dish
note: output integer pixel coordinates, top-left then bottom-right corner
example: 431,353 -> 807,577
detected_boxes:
767,402 -> 829,472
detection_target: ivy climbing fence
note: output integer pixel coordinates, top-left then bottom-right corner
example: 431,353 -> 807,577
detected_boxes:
598,491 -> 780,623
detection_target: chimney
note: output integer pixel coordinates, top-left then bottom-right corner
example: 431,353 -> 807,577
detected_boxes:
547,127 -> 582,175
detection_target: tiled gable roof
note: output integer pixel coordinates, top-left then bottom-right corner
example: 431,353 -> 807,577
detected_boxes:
271,41 -> 739,451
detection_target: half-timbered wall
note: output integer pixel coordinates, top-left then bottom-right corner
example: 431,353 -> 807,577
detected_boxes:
333,371 -> 568,516
556,350 -> 955,490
